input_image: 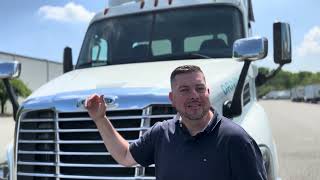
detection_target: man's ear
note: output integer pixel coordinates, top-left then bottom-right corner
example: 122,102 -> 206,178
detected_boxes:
169,92 -> 176,107
169,92 -> 173,102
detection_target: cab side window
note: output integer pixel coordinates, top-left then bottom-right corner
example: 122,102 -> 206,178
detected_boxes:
90,35 -> 108,66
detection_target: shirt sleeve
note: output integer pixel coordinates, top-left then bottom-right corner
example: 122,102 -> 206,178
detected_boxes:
129,122 -> 161,167
229,134 -> 268,180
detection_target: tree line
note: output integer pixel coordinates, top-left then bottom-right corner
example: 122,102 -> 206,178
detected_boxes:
257,67 -> 320,98
0,79 -> 31,114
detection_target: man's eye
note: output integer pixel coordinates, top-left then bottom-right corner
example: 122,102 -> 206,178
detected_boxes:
180,89 -> 188,92
197,87 -> 206,92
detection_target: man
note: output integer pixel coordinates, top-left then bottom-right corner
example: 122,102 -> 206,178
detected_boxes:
85,65 -> 267,180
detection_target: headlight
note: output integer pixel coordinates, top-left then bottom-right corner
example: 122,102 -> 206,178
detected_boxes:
259,146 -> 272,179
0,162 -> 9,180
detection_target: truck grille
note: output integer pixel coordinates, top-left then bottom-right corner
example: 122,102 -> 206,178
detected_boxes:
17,105 -> 176,180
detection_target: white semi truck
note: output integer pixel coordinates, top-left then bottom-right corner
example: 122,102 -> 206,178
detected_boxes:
0,0 -> 292,180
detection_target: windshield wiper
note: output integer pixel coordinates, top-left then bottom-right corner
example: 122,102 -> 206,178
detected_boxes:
77,61 -> 109,69
171,53 -> 212,60
188,53 -> 211,59
77,62 -> 92,69
149,53 -> 212,62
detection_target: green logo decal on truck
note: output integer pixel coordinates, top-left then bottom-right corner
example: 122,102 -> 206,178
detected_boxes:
221,77 -> 238,95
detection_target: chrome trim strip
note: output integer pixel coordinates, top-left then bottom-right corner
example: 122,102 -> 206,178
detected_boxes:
142,114 -> 175,119
22,90 -> 171,113
20,118 -> 54,122
17,161 -> 127,168
18,150 -> 111,156
17,161 -> 55,166
58,175 -> 155,180
58,152 -> 111,156
19,140 -> 136,144
111,114 -> 174,119
57,114 -> 175,121
18,150 -> 55,154
19,129 -> 54,133
136,106 -> 153,177
58,140 -> 135,144
58,140 -> 104,144
17,172 -> 55,177
59,163 -> 125,168
60,175 -> 156,180
18,140 -> 55,144
18,172 -> 156,180
19,127 -> 148,133
57,127 -> 149,132
54,111 -> 60,177
58,117 -> 138,121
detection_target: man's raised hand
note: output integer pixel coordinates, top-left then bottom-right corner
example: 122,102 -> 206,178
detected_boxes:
85,94 -> 107,122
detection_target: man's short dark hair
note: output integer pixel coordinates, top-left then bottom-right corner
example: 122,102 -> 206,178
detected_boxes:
170,65 -> 204,85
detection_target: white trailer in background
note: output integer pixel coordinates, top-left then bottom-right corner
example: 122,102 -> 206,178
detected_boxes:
304,84 -> 320,103
291,86 -> 305,102
263,90 -> 290,100
278,90 -> 291,99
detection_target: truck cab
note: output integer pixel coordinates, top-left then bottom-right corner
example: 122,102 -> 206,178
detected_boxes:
0,0 -> 292,180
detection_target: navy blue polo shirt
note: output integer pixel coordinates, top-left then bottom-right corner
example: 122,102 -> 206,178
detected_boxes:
129,110 -> 267,180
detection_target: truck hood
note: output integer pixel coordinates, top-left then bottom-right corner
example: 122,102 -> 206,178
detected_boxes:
28,59 -> 242,100
22,59 -> 248,113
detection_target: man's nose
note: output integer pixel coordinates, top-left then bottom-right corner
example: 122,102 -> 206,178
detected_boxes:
189,88 -> 200,98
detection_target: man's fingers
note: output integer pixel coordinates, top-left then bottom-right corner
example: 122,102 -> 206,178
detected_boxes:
100,95 -> 105,103
100,95 -> 107,108
85,94 -> 100,109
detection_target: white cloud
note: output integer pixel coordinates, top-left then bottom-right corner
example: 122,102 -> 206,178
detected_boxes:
297,26 -> 320,57
38,2 -> 95,23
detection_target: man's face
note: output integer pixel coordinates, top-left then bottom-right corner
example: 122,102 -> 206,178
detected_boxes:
169,72 -> 211,121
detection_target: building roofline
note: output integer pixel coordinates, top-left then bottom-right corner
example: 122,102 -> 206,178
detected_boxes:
0,51 -> 62,65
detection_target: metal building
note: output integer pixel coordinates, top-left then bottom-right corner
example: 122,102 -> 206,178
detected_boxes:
0,51 -> 63,114
0,51 -> 62,91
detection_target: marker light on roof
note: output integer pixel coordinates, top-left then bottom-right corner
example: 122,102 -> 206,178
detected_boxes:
104,8 -> 109,15
140,0 -> 145,9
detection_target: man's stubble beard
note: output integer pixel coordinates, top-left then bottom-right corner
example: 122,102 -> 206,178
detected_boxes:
180,105 -> 210,121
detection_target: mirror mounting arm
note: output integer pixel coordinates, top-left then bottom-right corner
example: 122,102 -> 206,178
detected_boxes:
223,60 -> 251,118
2,79 -> 19,121
255,64 -> 284,87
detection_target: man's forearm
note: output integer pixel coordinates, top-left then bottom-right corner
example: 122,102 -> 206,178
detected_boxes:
94,116 -> 136,166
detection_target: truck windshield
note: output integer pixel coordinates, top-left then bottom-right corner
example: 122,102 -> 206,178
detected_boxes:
76,6 -> 243,68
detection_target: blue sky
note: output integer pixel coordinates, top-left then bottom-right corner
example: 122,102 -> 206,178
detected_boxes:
0,0 -> 319,72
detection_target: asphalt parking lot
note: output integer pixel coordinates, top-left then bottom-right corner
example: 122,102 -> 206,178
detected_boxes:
260,100 -> 320,180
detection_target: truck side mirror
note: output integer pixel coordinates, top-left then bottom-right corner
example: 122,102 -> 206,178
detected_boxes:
63,46 -> 73,73
0,61 -> 21,79
273,22 -> 292,65
224,37 -> 268,118
0,61 -> 21,120
233,37 -> 268,61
